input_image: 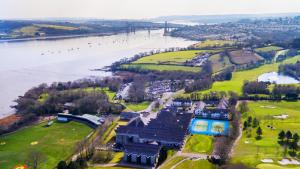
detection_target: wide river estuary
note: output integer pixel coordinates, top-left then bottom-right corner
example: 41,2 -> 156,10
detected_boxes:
0,29 -> 196,118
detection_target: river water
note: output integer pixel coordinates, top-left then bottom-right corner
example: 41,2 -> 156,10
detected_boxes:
0,29 -> 197,118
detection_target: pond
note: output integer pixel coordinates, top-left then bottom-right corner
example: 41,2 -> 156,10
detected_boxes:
189,118 -> 229,136
257,72 -> 300,84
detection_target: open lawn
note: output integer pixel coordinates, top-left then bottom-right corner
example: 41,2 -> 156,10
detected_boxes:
133,50 -> 214,64
209,54 -> 233,73
183,135 -> 213,154
192,40 -> 234,48
160,156 -> 187,169
255,46 -> 284,53
124,101 -> 150,112
0,121 -> 92,169
121,63 -> 201,72
231,101 -> 300,167
197,55 -> 300,95
175,159 -> 216,169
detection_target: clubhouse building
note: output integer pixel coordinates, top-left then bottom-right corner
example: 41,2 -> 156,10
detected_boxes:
115,108 -> 193,166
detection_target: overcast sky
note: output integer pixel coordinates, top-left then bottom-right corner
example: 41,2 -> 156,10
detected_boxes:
0,0 -> 300,19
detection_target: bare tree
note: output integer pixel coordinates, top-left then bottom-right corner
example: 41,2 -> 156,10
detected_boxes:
26,150 -> 46,169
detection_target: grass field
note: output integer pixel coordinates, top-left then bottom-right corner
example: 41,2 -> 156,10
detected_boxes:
133,50 -> 213,64
121,63 -> 201,72
124,101 -> 150,112
255,46 -> 284,53
192,40 -> 234,48
0,121 -> 92,169
231,101 -> 300,167
209,54 -> 233,73
89,166 -> 134,169
197,55 -> 300,95
160,156 -> 187,169
183,135 -> 213,154
174,159 -> 216,169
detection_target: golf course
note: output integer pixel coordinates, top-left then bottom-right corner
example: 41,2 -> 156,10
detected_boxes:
0,121 -> 92,169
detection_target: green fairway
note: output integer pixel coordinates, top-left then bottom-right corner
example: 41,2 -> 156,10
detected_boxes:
197,55 -> 300,95
133,50 -> 213,64
121,63 -> 201,72
257,164 -> 300,169
255,46 -> 283,53
183,135 -> 213,154
231,101 -> 300,167
209,54 -> 233,73
0,121 -> 92,169
175,159 -> 216,169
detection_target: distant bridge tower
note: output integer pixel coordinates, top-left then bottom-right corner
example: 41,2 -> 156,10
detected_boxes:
164,21 -> 170,35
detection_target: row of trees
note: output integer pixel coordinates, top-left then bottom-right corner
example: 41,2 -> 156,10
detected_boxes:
279,61 -> 300,80
242,81 -> 269,95
278,130 -> 299,156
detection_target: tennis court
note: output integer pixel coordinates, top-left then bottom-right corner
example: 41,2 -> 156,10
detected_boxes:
189,118 -> 229,135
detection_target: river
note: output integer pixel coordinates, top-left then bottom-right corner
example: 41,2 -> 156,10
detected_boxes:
0,29 -> 197,118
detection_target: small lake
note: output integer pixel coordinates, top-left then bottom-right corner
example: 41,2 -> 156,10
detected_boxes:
257,72 -> 300,84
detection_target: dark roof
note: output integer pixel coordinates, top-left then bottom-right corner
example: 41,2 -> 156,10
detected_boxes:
116,109 -> 192,143
120,112 -> 140,119
124,143 -> 161,156
203,108 -> 229,114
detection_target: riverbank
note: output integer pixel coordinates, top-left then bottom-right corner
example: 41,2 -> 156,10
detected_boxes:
0,29 -> 197,119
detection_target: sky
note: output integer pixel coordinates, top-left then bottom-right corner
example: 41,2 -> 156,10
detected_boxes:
0,0 -> 300,19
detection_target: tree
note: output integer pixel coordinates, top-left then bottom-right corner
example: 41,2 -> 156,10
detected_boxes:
278,130 -> 286,142
286,131 -> 293,141
256,126 -> 262,140
293,133 -> 299,142
239,101 -> 249,114
26,150 -> 47,169
247,116 -> 253,127
57,161 -> 68,169
252,118 -> 259,128
290,140 -> 298,154
243,121 -> 248,130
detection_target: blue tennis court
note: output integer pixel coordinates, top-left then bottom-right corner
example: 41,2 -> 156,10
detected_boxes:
189,118 -> 229,136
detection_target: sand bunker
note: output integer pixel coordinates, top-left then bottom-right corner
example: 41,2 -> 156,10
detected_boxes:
273,114 -> 289,119
30,141 -> 38,145
0,142 -> 6,145
261,159 -> 273,163
278,159 -> 300,165
260,105 -> 276,109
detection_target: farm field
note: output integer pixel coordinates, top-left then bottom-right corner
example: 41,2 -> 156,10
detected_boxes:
192,40 -> 234,48
229,50 -> 264,65
183,135 -> 213,154
121,63 -> 201,72
197,55 -> 300,95
209,54 -> 233,73
133,50 -> 213,64
0,121 -> 92,169
231,101 -> 300,168
255,46 -> 284,53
